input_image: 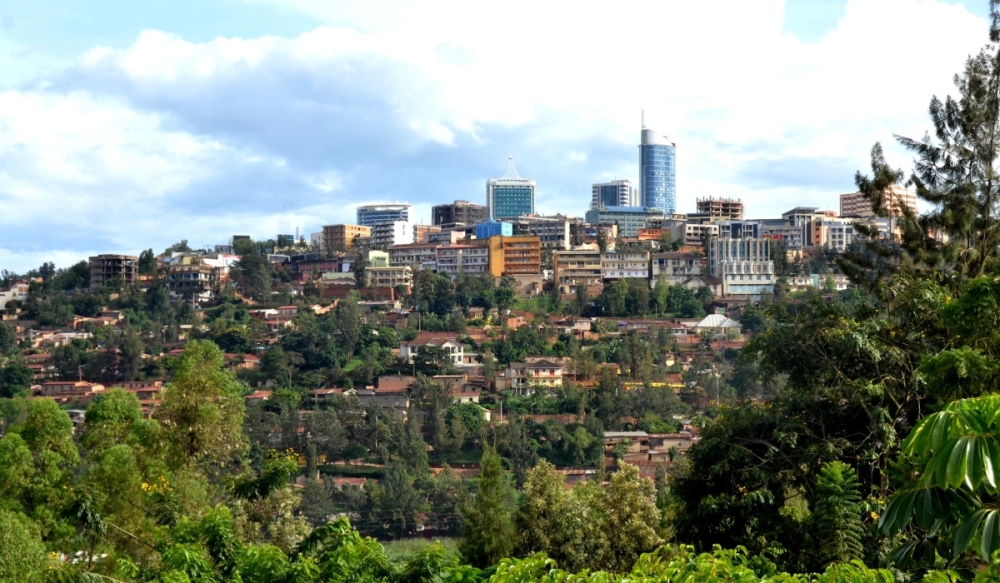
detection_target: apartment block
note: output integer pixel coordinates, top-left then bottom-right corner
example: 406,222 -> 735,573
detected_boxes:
816,218 -> 859,251
371,221 -> 415,248
761,225 -> 804,251
553,247 -> 603,291
89,254 -> 139,290
511,215 -> 574,250
414,224 -> 441,244
436,244 -> 490,278
166,262 -> 218,302
650,252 -> 703,285
840,185 -> 916,218
682,223 -> 719,246
322,224 -> 372,251
365,266 -> 413,289
601,251 -> 650,280
487,236 -> 542,277
388,243 -> 441,270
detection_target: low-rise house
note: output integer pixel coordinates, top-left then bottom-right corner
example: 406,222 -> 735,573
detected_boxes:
453,389 -> 481,404
505,360 -> 566,394
37,381 -> 106,397
224,353 -> 261,370
309,388 -> 344,404
603,431 -> 650,454
245,390 -> 273,403
648,432 -> 699,455
378,374 -> 415,392
399,333 -> 464,366
0,281 -> 29,311
353,387 -> 410,418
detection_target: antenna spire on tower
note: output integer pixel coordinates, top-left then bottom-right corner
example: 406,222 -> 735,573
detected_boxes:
641,107 -> 646,130
501,155 -> 522,180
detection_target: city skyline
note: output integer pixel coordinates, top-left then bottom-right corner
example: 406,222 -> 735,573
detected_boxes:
0,0 -> 994,272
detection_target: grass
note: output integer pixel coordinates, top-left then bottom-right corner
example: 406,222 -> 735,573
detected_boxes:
382,537 -> 460,563
511,297 -> 548,313
342,357 -> 363,373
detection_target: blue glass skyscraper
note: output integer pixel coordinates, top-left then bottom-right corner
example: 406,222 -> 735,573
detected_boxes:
640,127 -> 676,214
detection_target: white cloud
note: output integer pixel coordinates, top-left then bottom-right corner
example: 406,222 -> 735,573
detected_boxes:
0,0 -> 992,272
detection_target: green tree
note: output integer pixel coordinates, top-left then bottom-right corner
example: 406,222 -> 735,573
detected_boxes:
82,388 -> 151,454
459,447 -> 515,568
625,279 -> 650,317
575,282 -> 589,316
138,248 -> 157,275
601,463 -> 663,572
155,340 -> 247,467
814,461 -> 864,566
426,465 -> 465,537
363,461 -> 423,539
494,285 -> 515,315
0,363 -> 33,398
118,328 -> 145,382
516,460 -> 588,572
0,321 -> 16,357
0,398 -> 79,538
597,279 -> 627,317
233,252 -> 272,300
0,509 -> 47,582
740,305 -> 767,334
652,276 -> 670,315
335,293 -> 363,357
880,395 -> 1000,569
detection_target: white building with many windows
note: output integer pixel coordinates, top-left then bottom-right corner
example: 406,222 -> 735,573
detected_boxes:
389,243 -> 440,270
708,237 -> 774,299
435,245 -> 490,278
371,221 -> 415,248
600,251 -> 650,280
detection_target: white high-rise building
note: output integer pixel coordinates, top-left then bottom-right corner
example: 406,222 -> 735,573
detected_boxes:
371,221 -> 416,248
591,180 -> 637,209
356,203 -> 411,227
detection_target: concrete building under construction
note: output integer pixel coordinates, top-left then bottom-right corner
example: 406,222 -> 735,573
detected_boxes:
696,197 -> 744,221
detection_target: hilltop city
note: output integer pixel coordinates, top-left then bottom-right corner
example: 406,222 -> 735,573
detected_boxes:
0,109 -> 964,581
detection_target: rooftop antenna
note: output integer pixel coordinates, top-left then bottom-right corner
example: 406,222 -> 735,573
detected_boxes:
641,107 -> 646,130
502,155 -> 522,180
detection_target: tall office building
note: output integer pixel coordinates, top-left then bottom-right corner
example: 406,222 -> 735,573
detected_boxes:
591,180 -> 637,209
486,156 -> 536,220
356,203 -> 411,227
639,117 -> 676,214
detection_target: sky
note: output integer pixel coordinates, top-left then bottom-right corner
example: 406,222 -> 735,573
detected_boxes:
0,0 -> 994,273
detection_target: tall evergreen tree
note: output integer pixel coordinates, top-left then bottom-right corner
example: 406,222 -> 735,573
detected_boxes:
459,448 -> 515,568
842,0 -> 1000,287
